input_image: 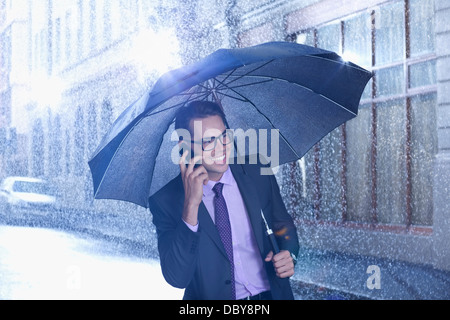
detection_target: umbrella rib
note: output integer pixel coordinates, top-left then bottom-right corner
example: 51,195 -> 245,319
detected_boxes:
96,90 -> 209,203
216,67 -> 239,88
147,117 -> 177,202
145,91 -> 210,117
217,78 -> 274,91
222,84 -> 301,159
227,80 -> 273,91
220,60 -> 275,88
211,76 -> 275,102
92,113 -> 148,202
223,74 -> 358,116
216,91 -> 249,102
217,72 -> 357,119
201,60 -> 275,94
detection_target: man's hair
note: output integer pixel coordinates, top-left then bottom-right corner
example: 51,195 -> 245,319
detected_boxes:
175,100 -> 228,133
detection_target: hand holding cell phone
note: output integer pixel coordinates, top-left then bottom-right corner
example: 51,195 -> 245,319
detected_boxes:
179,143 -> 209,226
179,142 -> 193,163
179,141 -> 201,168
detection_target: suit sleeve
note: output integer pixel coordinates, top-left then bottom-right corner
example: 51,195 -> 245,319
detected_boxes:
149,196 -> 200,289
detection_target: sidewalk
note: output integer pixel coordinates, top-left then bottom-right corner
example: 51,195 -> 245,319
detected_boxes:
74,210 -> 450,300
291,247 -> 450,300
10,209 -> 450,300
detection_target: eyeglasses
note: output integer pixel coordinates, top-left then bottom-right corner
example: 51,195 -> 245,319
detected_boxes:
190,130 -> 233,151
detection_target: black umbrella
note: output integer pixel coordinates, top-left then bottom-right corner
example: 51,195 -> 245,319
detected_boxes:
88,41 -> 372,208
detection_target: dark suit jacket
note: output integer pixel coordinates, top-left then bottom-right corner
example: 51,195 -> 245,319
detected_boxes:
148,162 -> 299,300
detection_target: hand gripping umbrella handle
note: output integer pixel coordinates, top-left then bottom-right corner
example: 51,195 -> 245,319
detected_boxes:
261,210 -> 280,254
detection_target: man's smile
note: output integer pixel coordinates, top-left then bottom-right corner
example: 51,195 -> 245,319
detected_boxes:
209,154 -> 226,162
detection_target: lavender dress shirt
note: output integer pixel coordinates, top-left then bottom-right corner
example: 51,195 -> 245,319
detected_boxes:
184,167 -> 271,299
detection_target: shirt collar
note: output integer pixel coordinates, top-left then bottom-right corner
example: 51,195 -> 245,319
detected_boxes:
203,166 -> 234,197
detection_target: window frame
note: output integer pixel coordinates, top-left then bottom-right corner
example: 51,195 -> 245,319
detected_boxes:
285,0 -> 436,234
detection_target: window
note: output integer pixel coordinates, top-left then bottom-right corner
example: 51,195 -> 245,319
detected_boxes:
89,0 -> 96,51
375,65 -> 404,97
103,1 -> 112,44
32,119 -> 45,176
317,22 -> 341,54
49,114 -> 62,176
0,27 -> 11,89
54,18 -> 61,65
65,129 -> 72,175
410,93 -> 436,225
346,103 -> 372,223
0,0 -> 6,25
285,0 -> 436,231
100,99 -> 113,137
87,102 -> 98,154
77,0 -> 84,58
343,13 -> 372,69
374,1 -> 405,66
74,106 -> 85,176
409,0 -> 435,57
39,29 -> 46,68
375,98 -> 407,224
65,11 -> 72,62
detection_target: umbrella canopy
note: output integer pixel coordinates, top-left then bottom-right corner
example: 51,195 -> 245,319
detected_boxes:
88,41 -> 372,208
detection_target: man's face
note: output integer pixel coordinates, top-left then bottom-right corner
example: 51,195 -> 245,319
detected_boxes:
189,115 -> 232,181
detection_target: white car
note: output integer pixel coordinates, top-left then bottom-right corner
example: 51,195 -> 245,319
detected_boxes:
0,176 -> 59,216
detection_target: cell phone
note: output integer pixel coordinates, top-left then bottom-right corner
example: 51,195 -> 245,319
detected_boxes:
179,141 -> 200,167
179,142 -> 193,161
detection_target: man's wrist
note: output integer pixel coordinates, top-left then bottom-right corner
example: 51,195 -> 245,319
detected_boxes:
182,202 -> 199,226
183,218 -> 199,232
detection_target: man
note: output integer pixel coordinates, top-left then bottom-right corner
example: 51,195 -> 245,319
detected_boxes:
149,100 -> 299,300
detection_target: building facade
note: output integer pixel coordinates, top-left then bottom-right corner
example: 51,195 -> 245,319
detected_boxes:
220,0 -> 449,271
0,0 -> 29,176
1,0 -> 182,211
0,0 -> 448,271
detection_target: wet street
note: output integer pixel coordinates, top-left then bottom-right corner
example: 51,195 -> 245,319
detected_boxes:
0,224 -> 184,300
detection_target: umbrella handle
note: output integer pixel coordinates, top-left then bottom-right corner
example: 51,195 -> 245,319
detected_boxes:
267,230 -> 280,255
261,210 -> 280,254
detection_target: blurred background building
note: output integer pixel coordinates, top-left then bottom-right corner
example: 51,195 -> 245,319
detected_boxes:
0,0 -> 449,275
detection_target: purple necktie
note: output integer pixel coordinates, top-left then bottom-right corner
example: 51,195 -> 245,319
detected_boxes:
212,182 -> 235,300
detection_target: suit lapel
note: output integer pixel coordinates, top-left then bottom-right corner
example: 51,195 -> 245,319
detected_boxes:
173,174 -> 227,258
230,164 -> 265,256
175,165 -> 265,259
197,202 -> 229,259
